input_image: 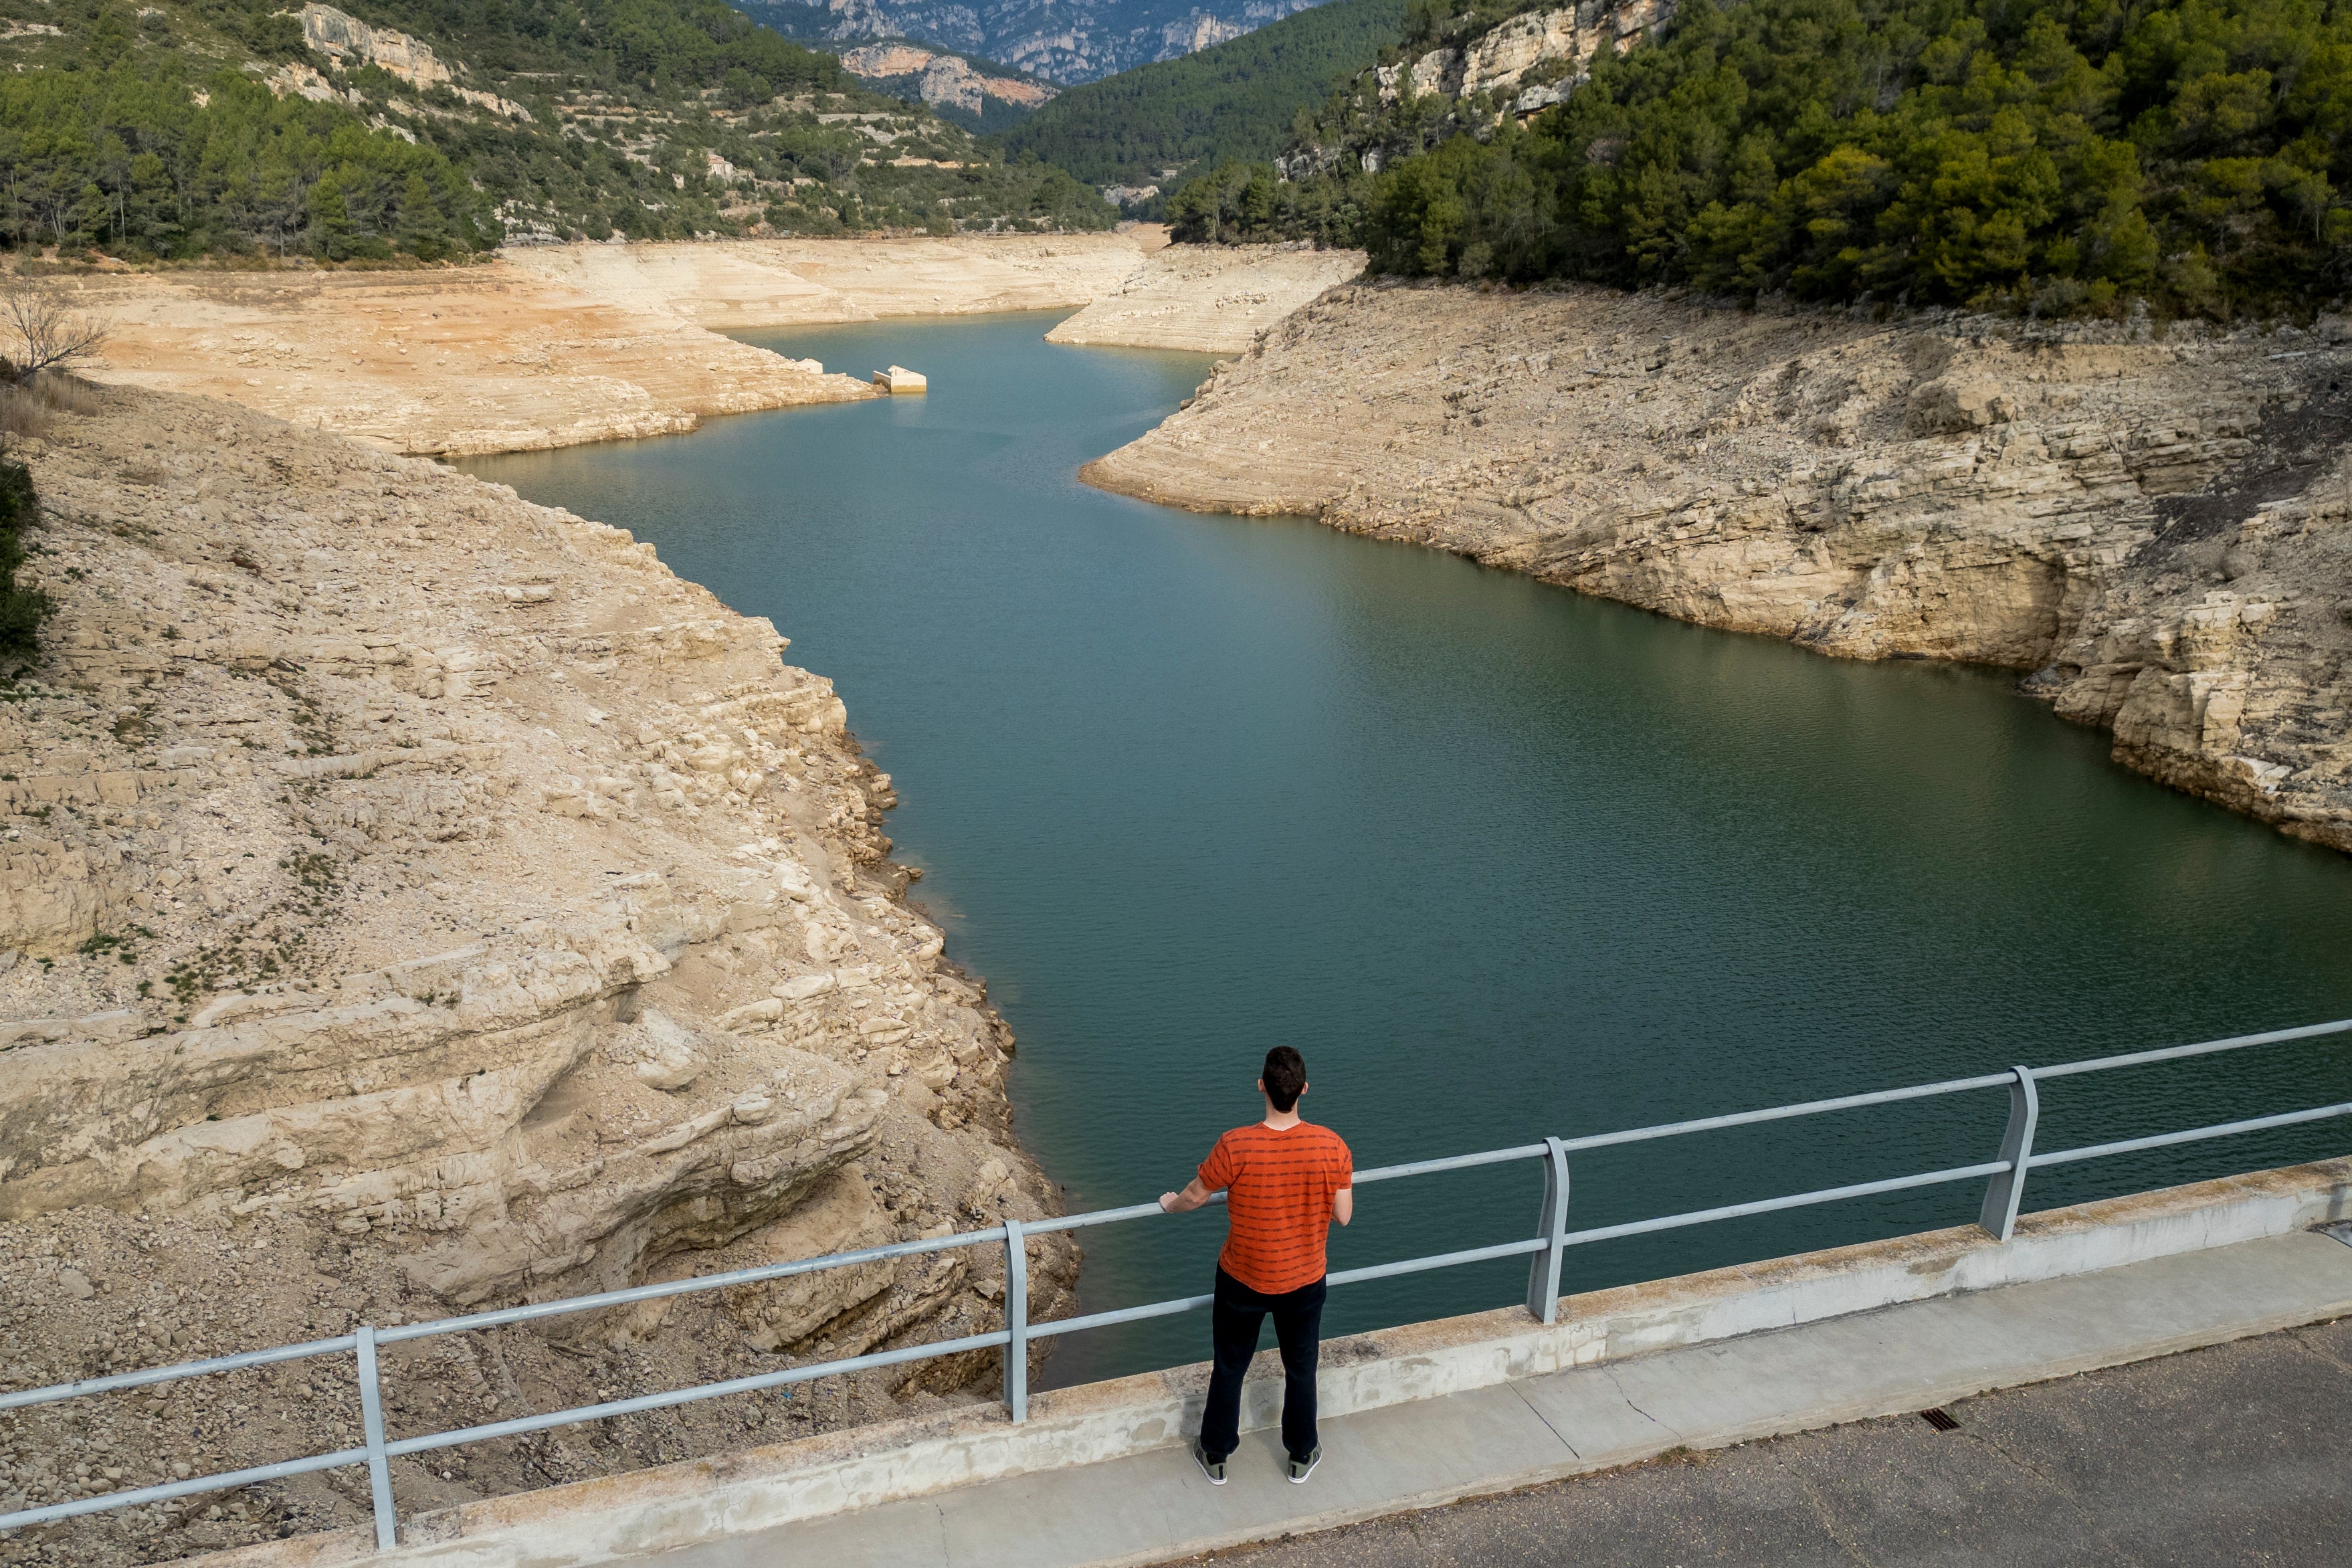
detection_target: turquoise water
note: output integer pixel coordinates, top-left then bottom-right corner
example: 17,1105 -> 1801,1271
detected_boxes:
464,310 -> 2352,1389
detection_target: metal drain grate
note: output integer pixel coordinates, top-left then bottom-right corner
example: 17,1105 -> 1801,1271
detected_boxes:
1919,1407 -> 1961,1432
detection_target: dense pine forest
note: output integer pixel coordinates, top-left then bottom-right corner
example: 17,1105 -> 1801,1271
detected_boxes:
1170,0 -> 2352,318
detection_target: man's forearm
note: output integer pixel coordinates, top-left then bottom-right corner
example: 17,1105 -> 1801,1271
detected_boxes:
1159,1177 -> 1212,1213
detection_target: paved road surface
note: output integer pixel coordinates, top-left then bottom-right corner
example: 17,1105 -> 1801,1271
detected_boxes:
1157,1316 -> 2352,1568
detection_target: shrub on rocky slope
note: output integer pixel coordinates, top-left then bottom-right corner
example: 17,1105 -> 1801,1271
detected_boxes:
0,452 -> 37,659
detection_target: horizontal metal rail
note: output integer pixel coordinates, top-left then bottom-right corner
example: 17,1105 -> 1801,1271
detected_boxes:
1329,1235 -> 1549,1287
1351,1143 -> 1551,1183
2028,1101 -> 2352,1169
0,1334 -> 361,1413
2032,1017 -> 2352,1080
1556,1076 -> 2018,1154
378,1226 -> 1011,1346
381,1328 -> 1017,1459
0,1448 -> 371,1530
1559,1160 -> 2014,1248
1030,1292 -> 1217,1341
1027,1197 -> 1213,1236
5,1016 -> 2346,1548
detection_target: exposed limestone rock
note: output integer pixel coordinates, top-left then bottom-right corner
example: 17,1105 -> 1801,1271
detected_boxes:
1374,0 -> 1674,111
59,233 -> 1168,458
1045,243 -> 1365,354
837,43 -> 1056,115
0,384 -> 1072,1563
1085,283 -> 2352,852
298,4 -> 454,92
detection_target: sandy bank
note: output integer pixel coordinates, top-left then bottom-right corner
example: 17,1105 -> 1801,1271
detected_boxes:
1044,243 -> 1365,354
70,263 -> 872,458
52,232 -> 1171,458
0,385 -> 1073,1563
1085,283 -> 2352,852
501,231 -> 1169,328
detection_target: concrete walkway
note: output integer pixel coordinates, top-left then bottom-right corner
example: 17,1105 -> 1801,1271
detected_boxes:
652,1232 -> 2352,1568
1187,1311 -> 2352,1566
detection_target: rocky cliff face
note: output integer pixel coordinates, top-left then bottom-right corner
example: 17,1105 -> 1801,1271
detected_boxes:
0,386 -> 1070,1563
1278,0 -> 1674,181
1374,0 -> 1672,113
294,5 -> 534,120
1085,282 -> 2352,852
838,43 -> 1058,116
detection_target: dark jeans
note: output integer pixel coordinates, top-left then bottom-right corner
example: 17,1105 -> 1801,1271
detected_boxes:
1199,1266 -> 1327,1462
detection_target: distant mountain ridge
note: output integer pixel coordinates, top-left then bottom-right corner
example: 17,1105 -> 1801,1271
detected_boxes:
999,0 -> 1405,201
743,0 -> 1333,84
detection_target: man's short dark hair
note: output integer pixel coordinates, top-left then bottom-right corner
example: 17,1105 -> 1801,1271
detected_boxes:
1262,1047 -> 1306,1113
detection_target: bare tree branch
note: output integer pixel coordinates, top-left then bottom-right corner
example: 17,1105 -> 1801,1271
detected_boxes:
0,285 -> 108,385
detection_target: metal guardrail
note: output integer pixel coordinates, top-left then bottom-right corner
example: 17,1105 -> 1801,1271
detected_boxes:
3,1016 -> 2349,1550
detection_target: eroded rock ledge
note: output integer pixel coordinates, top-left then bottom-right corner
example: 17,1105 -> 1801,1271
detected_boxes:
0,387 -> 1069,1563
1085,282 -> 2352,852
1044,244 -> 1367,355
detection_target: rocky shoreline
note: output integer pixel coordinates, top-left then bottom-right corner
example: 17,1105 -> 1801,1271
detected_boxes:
1086,281 -> 2352,854
0,385 -> 1072,1564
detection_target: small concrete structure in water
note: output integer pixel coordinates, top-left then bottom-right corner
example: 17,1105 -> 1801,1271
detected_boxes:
873,365 -> 928,393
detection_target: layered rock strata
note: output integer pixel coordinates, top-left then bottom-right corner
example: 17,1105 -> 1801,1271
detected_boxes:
0,385 -> 1071,1565
1044,243 -> 1367,353
1086,282 -> 2352,851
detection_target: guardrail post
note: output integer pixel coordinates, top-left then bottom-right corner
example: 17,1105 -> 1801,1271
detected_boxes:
1977,1066 -> 2040,1242
355,1324 -> 397,1551
1523,1137 -> 1571,1324
1002,1219 -> 1029,1423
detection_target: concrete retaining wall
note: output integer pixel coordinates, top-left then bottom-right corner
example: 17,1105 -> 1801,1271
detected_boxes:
199,1155 -> 2352,1568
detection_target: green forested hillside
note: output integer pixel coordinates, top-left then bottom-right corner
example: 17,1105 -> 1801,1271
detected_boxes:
998,0 -> 1409,193
1173,0 -> 2352,319
0,0 -> 1112,263
1,60 -> 500,260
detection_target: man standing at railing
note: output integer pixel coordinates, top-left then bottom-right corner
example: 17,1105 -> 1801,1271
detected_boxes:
1160,1046 -> 1354,1486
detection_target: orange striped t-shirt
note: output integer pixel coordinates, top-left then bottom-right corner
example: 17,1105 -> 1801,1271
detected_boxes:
1198,1121 -> 1353,1296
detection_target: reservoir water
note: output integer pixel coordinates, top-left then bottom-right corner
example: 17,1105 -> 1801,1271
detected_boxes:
464,310 -> 2352,1389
